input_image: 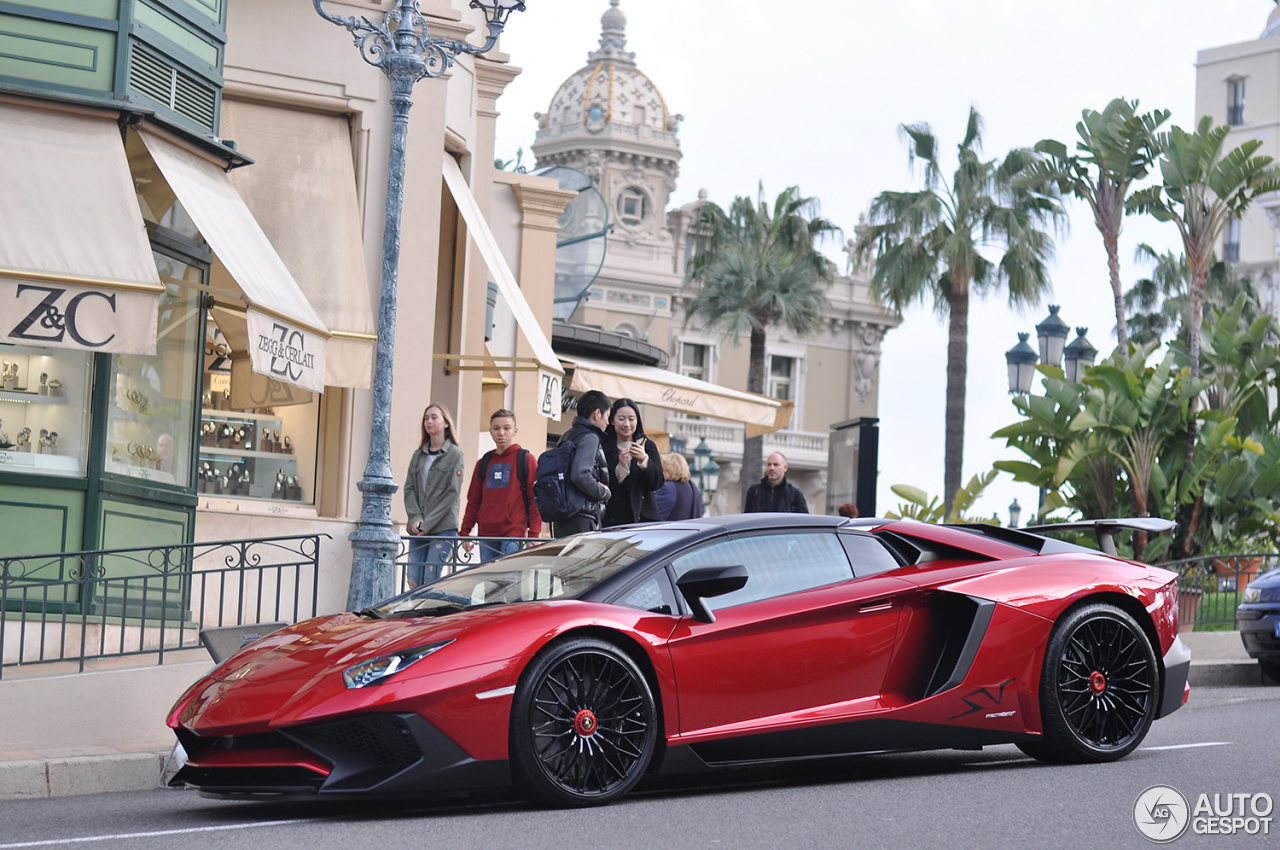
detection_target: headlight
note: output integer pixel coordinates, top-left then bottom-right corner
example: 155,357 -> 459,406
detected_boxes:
1242,587 -> 1262,604
342,640 -> 453,689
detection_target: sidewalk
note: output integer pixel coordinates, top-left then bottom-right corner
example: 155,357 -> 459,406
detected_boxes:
0,633 -> 1272,801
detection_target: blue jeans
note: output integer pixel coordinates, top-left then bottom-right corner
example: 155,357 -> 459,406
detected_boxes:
478,539 -> 522,564
407,529 -> 457,586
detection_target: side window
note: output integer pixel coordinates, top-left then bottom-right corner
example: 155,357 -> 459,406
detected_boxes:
615,572 -> 678,615
839,533 -> 903,577
671,532 -> 853,610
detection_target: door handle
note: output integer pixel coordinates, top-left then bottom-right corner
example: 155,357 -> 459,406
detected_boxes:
857,600 -> 893,614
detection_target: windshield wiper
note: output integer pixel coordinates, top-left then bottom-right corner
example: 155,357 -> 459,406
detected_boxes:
357,607 -> 385,619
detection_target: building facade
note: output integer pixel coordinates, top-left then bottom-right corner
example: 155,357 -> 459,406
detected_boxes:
531,1 -> 899,514
1195,5 -> 1280,312
0,0 -> 572,608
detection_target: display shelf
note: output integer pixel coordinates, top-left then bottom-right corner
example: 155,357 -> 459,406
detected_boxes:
0,450 -> 82,474
0,390 -> 68,406
201,408 -> 282,422
199,447 -> 297,461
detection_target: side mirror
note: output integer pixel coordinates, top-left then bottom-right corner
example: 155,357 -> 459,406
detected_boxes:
676,564 -> 747,623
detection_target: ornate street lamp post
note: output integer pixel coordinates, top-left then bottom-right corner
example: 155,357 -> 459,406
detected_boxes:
313,0 -> 526,610
1035,304 -> 1070,370
1004,333 -> 1038,396
1063,327 -> 1098,384
1008,498 -> 1021,529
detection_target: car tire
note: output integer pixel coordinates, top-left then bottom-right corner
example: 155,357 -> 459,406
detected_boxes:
509,636 -> 658,807
1028,603 -> 1159,764
1261,660 -> 1280,685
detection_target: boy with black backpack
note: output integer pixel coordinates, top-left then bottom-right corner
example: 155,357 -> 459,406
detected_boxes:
459,409 -> 540,562
537,390 -> 613,538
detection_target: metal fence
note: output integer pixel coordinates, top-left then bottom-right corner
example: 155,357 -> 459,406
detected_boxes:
391,534 -> 544,596
1,534 -> 325,678
1163,553 -> 1280,632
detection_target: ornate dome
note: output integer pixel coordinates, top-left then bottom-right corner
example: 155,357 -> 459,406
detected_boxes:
536,1 -> 680,143
1265,3 -> 1280,39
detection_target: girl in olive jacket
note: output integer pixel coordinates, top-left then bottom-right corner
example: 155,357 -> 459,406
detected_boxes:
403,403 -> 464,587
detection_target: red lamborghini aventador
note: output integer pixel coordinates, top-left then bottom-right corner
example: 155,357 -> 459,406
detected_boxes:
167,514 -> 1190,807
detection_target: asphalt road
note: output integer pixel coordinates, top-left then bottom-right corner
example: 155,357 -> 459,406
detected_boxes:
0,685 -> 1276,850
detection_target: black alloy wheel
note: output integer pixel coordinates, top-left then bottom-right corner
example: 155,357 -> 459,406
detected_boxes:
1020,603 -> 1159,764
510,637 -> 657,807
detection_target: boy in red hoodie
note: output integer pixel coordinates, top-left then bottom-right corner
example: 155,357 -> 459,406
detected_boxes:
460,409 -> 541,562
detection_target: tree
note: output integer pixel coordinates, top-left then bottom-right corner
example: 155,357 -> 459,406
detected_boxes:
885,470 -> 998,524
856,107 -> 1062,512
1127,116 -> 1280,471
684,186 -> 839,499
1022,98 -> 1170,350
1124,244 -> 1262,346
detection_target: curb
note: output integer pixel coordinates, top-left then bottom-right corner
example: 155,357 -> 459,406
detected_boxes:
1188,659 -> 1276,688
0,752 -> 169,801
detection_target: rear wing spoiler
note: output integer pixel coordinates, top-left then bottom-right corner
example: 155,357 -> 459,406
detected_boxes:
1021,518 -> 1176,557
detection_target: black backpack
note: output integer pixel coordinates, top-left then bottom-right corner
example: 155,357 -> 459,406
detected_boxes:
533,439 -> 588,522
478,448 -> 530,523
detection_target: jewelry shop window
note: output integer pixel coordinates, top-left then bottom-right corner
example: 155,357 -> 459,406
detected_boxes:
200,315 -> 320,506
0,344 -> 93,477
104,252 -> 203,487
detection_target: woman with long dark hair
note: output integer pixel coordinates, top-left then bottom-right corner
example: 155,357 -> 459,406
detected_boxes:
601,397 -> 663,527
403,403 -> 464,587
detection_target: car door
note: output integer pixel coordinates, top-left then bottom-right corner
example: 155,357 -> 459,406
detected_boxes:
665,530 -> 911,739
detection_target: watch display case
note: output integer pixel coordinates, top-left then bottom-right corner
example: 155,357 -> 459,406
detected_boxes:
0,345 -> 92,477
197,408 -> 314,503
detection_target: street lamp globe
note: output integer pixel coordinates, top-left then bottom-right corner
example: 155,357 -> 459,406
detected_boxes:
692,437 -> 711,475
1005,333 -> 1038,396
1035,304 -> 1070,370
1008,498 -> 1022,529
1063,327 -> 1098,384
702,456 -> 720,496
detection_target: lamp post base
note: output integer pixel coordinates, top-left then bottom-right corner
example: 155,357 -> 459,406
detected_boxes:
347,475 -> 400,610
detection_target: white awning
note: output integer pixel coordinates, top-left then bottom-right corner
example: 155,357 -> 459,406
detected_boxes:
0,103 -> 162,355
221,101 -> 376,390
141,130 -> 329,394
563,355 -> 793,436
441,155 -> 564,418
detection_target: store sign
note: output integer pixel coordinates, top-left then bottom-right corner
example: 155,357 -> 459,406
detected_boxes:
538,369 -> 562,421
0,281 -> 158,355
245,309 -> 326,394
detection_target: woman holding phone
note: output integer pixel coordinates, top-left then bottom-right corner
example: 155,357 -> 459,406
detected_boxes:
601,397 -> 663,527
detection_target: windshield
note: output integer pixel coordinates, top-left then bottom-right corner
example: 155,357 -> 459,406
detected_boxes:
373,528 -> 686,617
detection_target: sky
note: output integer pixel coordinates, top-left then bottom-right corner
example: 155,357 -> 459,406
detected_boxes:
491,0 -> 1274,522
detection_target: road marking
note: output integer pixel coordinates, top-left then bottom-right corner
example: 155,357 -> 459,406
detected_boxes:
0,818 -> 322,848
1142,741 -> 1231,751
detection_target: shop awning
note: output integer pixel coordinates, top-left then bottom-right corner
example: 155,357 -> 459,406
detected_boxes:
0,103 -> 163,355
141,130 -> 330,394
220,101 -> 376,390
563,355 -> 793,436
441,155 -> 564,418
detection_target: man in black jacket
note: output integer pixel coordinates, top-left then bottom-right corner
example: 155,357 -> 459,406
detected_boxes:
553,390 -> 614,537
744,452 -> 809,513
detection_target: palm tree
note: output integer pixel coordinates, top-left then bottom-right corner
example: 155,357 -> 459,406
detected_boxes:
1127,115 -> 1280,469
1124,244 -> 1261,346
857,108 -> 1062,512
1022,98 -> 1170,350
685,186 -> 839,501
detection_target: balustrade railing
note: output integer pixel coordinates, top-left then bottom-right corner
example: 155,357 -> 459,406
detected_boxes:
1,535 -> 324,677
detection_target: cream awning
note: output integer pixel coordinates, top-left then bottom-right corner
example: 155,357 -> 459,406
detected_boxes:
441,154 -> 564,417
220,101 -> 375,390
563,355 -> 793,436
141,130 -> 330,394
0,104 -> 162,355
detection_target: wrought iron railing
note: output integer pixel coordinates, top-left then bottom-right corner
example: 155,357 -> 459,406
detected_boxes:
1,535 -> 325,678
392,534 -> 544,596
1162,553 -> 1279,632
